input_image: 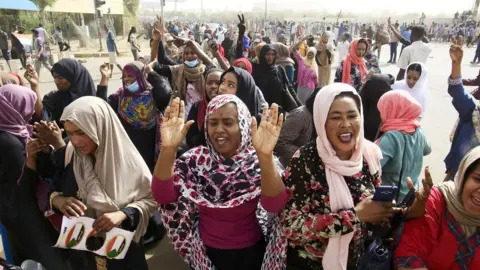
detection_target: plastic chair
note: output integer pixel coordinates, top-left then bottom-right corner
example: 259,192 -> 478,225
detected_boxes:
0,223 -> 14,264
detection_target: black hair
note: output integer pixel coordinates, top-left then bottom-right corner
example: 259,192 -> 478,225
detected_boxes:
410,26 -> 425,41
335,91 -> 362,114
407,63 -> 422,76
327,26 -> 331,31
204,67 -> 223,79
127,26 -> 136,42
38,23 -> 43,27
343,32 -> 351,39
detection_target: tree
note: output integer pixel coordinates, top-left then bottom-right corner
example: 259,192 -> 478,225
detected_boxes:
29,0 -> 56,25
124,0 -> 139,15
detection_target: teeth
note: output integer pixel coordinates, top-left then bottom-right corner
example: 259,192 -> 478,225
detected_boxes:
473,196 -> 480,205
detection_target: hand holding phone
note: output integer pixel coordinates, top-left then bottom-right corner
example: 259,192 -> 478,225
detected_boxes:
372,186 -> 398,202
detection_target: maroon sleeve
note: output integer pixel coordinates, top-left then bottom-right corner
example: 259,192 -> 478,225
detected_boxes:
462,72 -> 480,86
394,187 -> 444,269
151,175 -> 181,204
260,189 -> 288,213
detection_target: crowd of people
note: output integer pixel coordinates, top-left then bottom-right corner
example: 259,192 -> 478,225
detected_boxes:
1,11 -> 480,270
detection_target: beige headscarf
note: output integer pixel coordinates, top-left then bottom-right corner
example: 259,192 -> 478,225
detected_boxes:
437,145 -> 480,237
60,96 -> 157,242
0,72 -> 23,86
303,46 -> 318,76
169,63 -> 205,101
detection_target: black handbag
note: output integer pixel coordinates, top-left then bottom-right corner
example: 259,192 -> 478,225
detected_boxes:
357,135 -> 409,270
278,66 -> 302,112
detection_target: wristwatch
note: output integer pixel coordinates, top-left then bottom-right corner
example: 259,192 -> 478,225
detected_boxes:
49,191 -> 63,210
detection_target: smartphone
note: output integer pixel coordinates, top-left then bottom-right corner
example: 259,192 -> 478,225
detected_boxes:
372,186 -> 398,202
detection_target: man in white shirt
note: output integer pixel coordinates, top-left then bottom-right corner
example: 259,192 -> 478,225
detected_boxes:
337,32 -> 350,64
326,26 -> 336,48
290,22 -> 297,45
396,26 -> 431,80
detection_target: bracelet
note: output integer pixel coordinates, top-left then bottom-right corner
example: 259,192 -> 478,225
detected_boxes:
448,76 -> 462,85
49,191 -> 63,210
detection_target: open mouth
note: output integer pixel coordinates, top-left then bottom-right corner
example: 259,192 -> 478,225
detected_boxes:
215,137 -> 228,146
471,196 -> 480,207
338,132 -> 353,143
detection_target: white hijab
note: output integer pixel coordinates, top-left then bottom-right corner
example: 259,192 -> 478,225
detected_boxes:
392,62 -> 429,118
313,83 -> 382,270
61,96 -> 157,242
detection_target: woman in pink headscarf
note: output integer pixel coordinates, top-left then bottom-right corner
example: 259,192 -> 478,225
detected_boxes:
282,83 -> 395,269
377,90 -> 431,201
334,39 -> 369,91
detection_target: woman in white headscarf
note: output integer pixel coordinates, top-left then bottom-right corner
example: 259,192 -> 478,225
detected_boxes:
48,96 -> 157,269
391,62 -> 429,118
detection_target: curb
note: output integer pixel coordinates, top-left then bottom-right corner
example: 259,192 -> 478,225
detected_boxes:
72,51 -> 130,58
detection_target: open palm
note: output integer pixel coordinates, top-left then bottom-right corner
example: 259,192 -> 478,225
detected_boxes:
252,103 -> 284,156
161,98 -> 194,150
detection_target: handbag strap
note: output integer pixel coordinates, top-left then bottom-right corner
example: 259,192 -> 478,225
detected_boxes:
395,134 -> 408,202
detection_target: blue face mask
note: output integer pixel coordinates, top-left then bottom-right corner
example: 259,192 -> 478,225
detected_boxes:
126,81 -> 140,93
184,59 -> 199,68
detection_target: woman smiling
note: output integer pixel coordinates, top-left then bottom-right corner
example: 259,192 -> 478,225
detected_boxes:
152,96 -> 287,270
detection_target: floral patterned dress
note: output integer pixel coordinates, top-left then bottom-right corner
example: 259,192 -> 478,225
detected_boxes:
334,61 -> 364,92
282,141 -> 380,269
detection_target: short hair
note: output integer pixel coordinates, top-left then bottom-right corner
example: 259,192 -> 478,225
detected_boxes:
410,26 -> 426,39
327,26 -> 331,31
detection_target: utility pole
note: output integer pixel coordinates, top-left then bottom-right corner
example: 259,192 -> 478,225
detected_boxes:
201,0 -> 203,17
93,0 -> 105,51
160,0 -> 164,18
175,0 -> 178,12
264,0 -> 267,29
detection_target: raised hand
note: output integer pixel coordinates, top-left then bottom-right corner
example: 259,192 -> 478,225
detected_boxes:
237,14 -> 246,32
251,103 -> 284,156
171,34 -> 190,48
160,98 -> 194,150
99,63 -> 112,79
34,121 -> 65,149
152,15 -> 164,41
405,166 -> 434,219
208,39 -> 219,54
450,35 -> 463,63
24,64 -> 39,88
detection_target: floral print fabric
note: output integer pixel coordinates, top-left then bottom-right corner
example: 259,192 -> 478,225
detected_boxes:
335,60 -> 364,92
282,141 -> 380,268
159,94 -> 286,269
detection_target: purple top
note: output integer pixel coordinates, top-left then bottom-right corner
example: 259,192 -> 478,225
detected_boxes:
152,175 -> 288,249
293,51 -> 318,90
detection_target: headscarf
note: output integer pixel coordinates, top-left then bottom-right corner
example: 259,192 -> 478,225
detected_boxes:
197,68 -> 223,130
232,58 -> 253,74
45,59 -> 96,126
359,74 -> 393,142
391,62 -> 429,118
313,83 -> 382,270
0,72 -> 23,86
270,42 -> 294,67
303,46 -> 318,71
437,146 -> 480,237
169,57 -> 206,101
159,94 -> 284,269
220,67 -> 266,119
315,35 -> 333,67
60,96 -> 157,242
0,84 -> 36,144
342,39 -> 367,86
378,90 -> 421,134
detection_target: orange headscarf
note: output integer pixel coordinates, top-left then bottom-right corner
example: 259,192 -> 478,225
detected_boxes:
342,39 -> 367,86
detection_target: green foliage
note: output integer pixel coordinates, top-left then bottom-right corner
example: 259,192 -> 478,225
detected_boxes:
124,0 -> 140,15
29,0 -> 56,10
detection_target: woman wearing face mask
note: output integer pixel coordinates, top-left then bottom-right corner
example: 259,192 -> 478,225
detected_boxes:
334,39 -> 369,91
377,90 -> 431,201
152,96 -> 287,270
48,97 -> 157,270
151,17 -> 214,119
252,44 -> 299,113
291,37 -> 318,104
97,61 -> 172,172
24,58 -> 97,126
0,85 -> 71,270
316,32 -> 334,88
282,83 -> 399,269
186,68 -> 223,148
391,62 -> 429,118
394,146 -> 480,270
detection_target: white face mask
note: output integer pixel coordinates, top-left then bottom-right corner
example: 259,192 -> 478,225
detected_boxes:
126,81 -> 140,93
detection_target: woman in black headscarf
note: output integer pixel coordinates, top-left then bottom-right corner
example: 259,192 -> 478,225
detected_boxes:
252,44 -> 299,112
275,88 -> 320,167
40,59 -> 97,128
360,74 -> 394,142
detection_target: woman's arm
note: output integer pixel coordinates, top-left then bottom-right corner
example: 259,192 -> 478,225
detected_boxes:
187,41 -> 213,67
146,64 -> 172,113
157,40 -> 177,66
449,45 -> 476,120
213,51 -> 229,71
274,108 -> 305,166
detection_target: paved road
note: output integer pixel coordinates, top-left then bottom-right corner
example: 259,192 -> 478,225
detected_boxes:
2,43 -> 477,269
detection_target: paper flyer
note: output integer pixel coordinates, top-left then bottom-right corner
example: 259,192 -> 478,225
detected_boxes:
54,216 -> 134,260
